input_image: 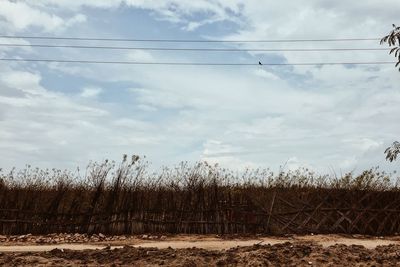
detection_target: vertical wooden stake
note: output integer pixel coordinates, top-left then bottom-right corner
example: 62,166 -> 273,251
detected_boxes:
266,191 -> 277,233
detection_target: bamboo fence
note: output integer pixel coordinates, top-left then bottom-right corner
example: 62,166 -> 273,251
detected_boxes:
0,186 -> 399,236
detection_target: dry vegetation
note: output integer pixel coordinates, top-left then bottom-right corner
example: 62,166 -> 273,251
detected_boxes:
0,155 -> 398,236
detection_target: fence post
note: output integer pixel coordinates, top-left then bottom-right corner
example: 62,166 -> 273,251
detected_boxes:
266,191 -> 277,234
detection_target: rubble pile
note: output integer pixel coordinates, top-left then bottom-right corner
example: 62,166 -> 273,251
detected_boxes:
0,233 -> 167,244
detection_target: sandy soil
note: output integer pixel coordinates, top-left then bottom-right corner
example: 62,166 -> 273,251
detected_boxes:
1,234 -> 400,266
1,234 -> 397,251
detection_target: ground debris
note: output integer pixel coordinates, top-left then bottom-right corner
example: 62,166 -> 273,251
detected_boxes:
0,241 -> 399,266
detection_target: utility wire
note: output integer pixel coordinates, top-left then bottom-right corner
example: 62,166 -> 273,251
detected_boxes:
0,43 -> 389,52
0,35 -> 380,43
0,58 -> 394,66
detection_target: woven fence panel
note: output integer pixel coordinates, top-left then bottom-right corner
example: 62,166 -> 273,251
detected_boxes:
0,187 -> 400,235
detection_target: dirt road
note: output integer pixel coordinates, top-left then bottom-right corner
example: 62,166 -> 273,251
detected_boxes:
0,234 -> 398,251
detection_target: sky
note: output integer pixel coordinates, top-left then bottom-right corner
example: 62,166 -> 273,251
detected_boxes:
0,0 -> 399,174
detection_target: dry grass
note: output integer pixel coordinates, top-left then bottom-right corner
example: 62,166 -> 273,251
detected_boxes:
0,155 -> 398,235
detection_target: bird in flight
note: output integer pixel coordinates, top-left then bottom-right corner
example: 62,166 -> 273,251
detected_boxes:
259,61 -> 262,65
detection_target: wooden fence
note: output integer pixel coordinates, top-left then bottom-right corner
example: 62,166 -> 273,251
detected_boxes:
0,186 -> 399,236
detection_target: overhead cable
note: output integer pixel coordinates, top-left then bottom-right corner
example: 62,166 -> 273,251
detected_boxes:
0,35 -> 381,43
0,43 -> 389,52
0,58 -> 394,66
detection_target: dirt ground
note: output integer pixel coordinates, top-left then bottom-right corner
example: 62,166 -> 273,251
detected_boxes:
1,234 -> 400,266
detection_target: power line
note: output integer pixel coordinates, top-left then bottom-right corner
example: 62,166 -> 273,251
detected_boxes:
0,43 -> 389,52
0,35 -> 381,43
0,58 -> 394,66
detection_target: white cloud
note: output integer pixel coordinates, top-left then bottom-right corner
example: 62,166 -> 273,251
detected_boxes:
0,1 -> 63,31
51,52 -> 400,173
0,1 -> 86,32
343,138 -> 384,153
127,51 -> 154,62
26,0 -> 240,30
0,69 -> 49,98
1,1 -> 400,174
14,0 -> 400,38
64,14 -> 87,28
201,140 -> 257,170
253,69 -> 280,80
0,66 -> 162,170
80,87 -> 102,98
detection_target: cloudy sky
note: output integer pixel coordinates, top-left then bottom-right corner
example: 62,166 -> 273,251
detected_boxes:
0,0 -> 399,173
